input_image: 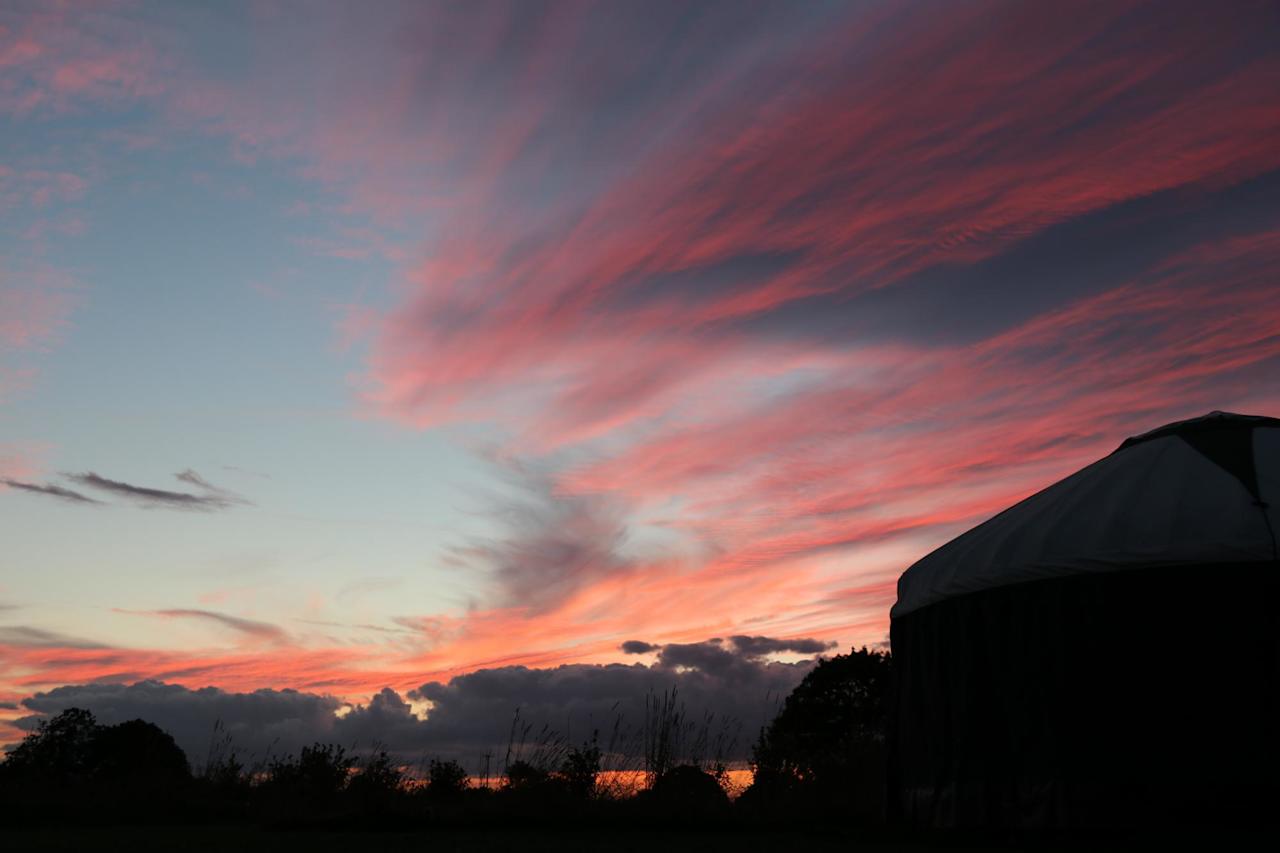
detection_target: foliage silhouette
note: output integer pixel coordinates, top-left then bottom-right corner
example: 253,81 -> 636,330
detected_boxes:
645,764 -> 731,818
255,743 -> 354,819
744,646 -> 891,819
558,734 -> 602,800
504,758 -> 551,790
0,708 -> 192,823
1,706 -> 100,783
0,661 -> 893,832
426,757 -> 469,801
90,717 -> 191,792
346,749 -> 406,815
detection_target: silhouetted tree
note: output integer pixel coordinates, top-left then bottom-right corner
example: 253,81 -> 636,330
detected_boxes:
0,708 -> 193,823
746,646 -> 891,818
345,750 -> 406,816
256,743 -> 354,820
90,718 -> 190,784
1,707 -> 99,783
1,708 -> 189,787
505,758 -> 550,790
426,757 -> 469,800
646,764 -> 730,817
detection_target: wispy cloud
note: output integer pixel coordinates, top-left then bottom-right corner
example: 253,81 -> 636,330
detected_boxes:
444,460 -> 641,614
118,608 -> 287,643
0,625 -> 107,649
63,470 -> 249,511
173,469 -> 223,493
295,618 -> 418,637
1,477 -> 101,504
2,1 -> 1279,713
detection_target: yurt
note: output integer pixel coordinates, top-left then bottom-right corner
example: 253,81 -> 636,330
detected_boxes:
888,411 -> 1279,829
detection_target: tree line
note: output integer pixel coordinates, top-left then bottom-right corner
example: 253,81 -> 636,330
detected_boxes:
0,647 -> 890,830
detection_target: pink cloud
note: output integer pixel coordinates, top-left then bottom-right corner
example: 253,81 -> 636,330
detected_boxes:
361,0 -> 1280,441
0,265 -> 75,353
0,5 -> 164,115
150,1 -> 1273,685
2,1 -> 1278,712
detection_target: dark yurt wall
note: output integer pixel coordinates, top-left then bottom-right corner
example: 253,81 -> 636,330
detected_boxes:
888,412 -> 1279,830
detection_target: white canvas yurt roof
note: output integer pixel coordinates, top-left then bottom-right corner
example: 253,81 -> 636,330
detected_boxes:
893,411 -> 1280,618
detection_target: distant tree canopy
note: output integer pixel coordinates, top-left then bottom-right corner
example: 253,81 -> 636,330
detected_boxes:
748,646 -> 891,815
257,743 -> 355,815
426,757 -> 469,800
0,707 -> 189,788
0,669 -> 896,827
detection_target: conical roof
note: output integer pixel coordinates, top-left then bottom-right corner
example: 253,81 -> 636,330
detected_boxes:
892,411 -> 1280,618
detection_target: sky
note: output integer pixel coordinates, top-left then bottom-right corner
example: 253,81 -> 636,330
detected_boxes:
2,0 -> 1279,764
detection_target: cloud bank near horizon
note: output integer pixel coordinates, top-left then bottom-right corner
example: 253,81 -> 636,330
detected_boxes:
7,635 -> 835,766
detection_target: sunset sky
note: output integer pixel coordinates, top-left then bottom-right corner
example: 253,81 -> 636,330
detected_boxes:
2,0 -> 1279,762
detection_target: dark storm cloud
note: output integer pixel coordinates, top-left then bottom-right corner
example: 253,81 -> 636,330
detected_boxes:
12,635 -> 831,765
1,478 -> 101,505
409,654 -> 813,762
728,635 -> 836,657
64,470 -> 249,510
622,635 -> 834,663
330,687 -> 436,754
13,681 -> 342,764
654,640 -> 741,674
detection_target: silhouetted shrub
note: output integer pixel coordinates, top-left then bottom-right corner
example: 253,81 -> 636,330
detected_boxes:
255,743 -> 354,821
644,764 -> 730,818
747,646 -> 890,819
1,707 -> 99,784
201,750 -> 248,794
0,708 -> 193,823
90,718 -> 190,784
557,734 -> 601,799
345,750 -> 407,816
505,758 -> 550,789
642,688 -> 740,786
426,757 -> 469,800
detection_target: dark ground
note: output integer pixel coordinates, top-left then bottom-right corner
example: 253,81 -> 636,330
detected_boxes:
5,826 -> 1272,853
2,827 -> 910,853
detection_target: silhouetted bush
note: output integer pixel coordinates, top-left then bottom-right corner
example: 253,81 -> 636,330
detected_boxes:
91,718 -> 191,785
642,688 -> 739,786
1,707 -> 100,784
425,757 -> 469,801
0,708 -> 190,792
558,734 -> 602,799
344,749 -> 407,816
504,758 -> 551,790
0,664 -> 895,832
0,708 -> 192,823
641,764 -> 731,819
254,743 -> 354,822
746,646 -> 890,819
